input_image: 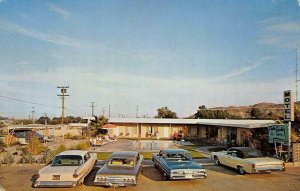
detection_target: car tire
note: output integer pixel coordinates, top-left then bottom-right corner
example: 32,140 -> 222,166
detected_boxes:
214,156 -> 221,166
237,166 -> 246,175
163,172 -> 170,180
153,162 -> 158,168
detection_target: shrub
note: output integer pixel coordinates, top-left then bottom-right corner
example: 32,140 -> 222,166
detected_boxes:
53,144 -> 66,156
64,133 -> 72,139
19,152 -> 35,164
1,152 -> 14,164
27,137 -> 47,155
36,149 -> 54,164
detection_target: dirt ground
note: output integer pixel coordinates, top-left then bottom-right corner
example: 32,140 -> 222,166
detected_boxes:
0,164 -> 300,191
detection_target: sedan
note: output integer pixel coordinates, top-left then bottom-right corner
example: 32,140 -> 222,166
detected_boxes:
94,151 -> 144,187
152,149 -> 207,180
33,150 -> 97,187
211,147 -> 285,175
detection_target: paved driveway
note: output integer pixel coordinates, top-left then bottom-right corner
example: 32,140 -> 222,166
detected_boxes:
1,163 -> 299,191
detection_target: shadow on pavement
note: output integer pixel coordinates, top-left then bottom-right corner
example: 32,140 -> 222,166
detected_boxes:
84,167 -> 100,187
205,165 -> 239,176
141,166 -> 164,181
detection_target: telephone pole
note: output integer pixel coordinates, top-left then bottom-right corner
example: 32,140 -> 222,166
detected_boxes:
108,104 -> 111,118
31,107 -> 35,123
90,102 -> 97,116
296,48 -> 299,102
136,105 -> 139,118
57,86 -> 69,140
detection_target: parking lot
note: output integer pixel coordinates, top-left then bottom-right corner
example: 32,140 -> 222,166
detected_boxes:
0,162 -> 299,191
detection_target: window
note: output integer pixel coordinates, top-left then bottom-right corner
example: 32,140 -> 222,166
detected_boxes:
84,153 -> 90,162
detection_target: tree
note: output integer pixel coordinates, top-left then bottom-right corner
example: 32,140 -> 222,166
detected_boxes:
155,107 -> 178,118
0,121 -> 6,148
50,117 -> 61,125
247,108 -> 263,119
35,116 -> 51,125
89,115 -> 108,135
193,105 -> 230,119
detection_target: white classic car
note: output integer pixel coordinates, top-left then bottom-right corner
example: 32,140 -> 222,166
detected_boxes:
211,147 -> 285,175
33,150 -> 97,187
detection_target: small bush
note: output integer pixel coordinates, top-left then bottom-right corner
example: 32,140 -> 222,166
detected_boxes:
53,144 -> 66,156
64,133 -> 72,139
37,149 -> 54,164
27,137 -> 47,155
19,152 -> 35,164
1,152 -> 14,164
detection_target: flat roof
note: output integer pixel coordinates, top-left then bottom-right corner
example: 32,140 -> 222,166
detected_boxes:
108,118 -> 275,129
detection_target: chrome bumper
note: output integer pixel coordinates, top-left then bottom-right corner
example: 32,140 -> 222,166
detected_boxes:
33,181 -> 77,188
253,166 -> 284,173
170,172 -> 207,180
94,180 -> 136,187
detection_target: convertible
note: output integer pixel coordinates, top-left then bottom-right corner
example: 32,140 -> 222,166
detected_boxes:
94,151 -> 144,187
211,147 -> 285,175
33,150 -> 97,187
152,149 -> 207,180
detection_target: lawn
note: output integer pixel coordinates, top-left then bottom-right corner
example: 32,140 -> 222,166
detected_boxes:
97,149 -> 206,160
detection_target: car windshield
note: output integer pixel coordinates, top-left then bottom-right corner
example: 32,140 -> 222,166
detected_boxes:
242,148 -> 263,158
166,153 -> 192,161
51,155 -> 83,166
108,158 -> 135,167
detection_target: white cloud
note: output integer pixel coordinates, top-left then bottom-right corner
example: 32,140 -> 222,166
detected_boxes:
213,57 -> 271,81
0,0 -> 5,4
258,20 -> 300,48
0,20 -> 82,47
47,3 -> 70,19
298,0 -> 300,7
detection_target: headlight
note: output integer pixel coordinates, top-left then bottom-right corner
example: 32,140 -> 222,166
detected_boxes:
193,171 -> 204,174
172,171 -> 184,174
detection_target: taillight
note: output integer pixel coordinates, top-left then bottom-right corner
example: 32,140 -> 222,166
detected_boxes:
34,172 -> 40,179
252,164 -> 256,169
73,172 -> 78,178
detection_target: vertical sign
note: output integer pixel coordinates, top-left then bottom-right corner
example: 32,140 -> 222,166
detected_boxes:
284,90 -> 294,122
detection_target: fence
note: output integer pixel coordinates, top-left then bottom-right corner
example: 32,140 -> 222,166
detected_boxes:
292,143 -> 300,162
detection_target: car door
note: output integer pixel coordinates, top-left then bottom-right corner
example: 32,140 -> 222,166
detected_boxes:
226,149 -> 244,169
223,149 -> 236,168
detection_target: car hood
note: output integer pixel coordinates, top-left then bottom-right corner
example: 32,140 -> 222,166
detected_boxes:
244,157 -> 283,165
96,165 -> 137,176
165,161 -> 204,170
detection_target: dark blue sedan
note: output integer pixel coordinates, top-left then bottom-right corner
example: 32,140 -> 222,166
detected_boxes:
152,149 -> 207,180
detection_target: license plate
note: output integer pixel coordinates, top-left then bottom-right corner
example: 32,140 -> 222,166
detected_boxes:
52,175 -> 60,180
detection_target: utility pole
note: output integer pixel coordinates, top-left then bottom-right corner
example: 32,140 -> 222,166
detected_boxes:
296,48 -> 299,103
31,107 -> 35,124
136,105 -> 139,118
43,113 -> 48,126
108,104 -> 111,118
57,86 -> 69,140
90,102 -> 97,117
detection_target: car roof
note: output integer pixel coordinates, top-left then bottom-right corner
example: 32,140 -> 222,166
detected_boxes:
109,151 -> 138,159
58,150 -> 88,157
161,149 -> 189,154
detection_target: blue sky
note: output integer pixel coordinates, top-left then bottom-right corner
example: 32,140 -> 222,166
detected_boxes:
0,0 -> 299,118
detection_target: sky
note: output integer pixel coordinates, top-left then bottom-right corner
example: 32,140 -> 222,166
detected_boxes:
0,0 -> 300,119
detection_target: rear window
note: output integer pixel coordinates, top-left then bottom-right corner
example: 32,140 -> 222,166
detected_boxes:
108,158 -> 135,167
52,155 -> 83,166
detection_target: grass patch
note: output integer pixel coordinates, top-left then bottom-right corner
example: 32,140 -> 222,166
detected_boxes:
96,149 -> 205,160
179,145 -> 207,159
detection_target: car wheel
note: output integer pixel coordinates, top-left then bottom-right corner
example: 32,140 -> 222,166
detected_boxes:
153,162 -> 158,168
237,166 -> 246,175
214,156 -> 221,166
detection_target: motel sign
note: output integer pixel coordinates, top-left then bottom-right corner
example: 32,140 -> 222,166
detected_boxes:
284,90 -> 294,122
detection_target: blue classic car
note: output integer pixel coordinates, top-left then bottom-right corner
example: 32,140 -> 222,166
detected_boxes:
152,149 -> 207,180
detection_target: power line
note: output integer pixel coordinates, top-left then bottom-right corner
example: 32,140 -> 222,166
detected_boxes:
0,95 -> 61,108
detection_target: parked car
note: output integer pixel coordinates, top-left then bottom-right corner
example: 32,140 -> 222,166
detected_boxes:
94,151 -> 144,187
211,147 -> 285,175
152,149 -> 207,180
33,150 -> 97,187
